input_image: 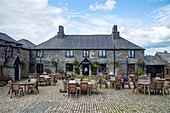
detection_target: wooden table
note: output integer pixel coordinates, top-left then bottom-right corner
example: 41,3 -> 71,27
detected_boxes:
138,81 -> 150,94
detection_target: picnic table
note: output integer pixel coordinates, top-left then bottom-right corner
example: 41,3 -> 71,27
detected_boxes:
19,82 -> 36,93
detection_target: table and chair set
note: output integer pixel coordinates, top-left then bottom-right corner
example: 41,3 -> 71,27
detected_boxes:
63,79 -> 98,97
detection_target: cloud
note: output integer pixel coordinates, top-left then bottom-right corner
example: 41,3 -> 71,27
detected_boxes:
89,0 -> 116,11
0,0 -> 65,44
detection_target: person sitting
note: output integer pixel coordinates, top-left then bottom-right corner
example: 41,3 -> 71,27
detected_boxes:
71,71 -> 75,77
65,72 -> 69,80
103,77 -> 108,88
70,76 -> 75,80
121,74 -> 128,88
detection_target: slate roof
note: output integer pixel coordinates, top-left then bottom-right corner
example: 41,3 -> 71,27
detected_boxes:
156,52 -> 170,64
0,32 -> 21,44
36,35 -> 144,50
144,56 -> 165,65
18,39 -> 36,49
3,56 -> 20,67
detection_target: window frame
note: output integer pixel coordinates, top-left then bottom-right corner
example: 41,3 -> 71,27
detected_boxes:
66,63 -> 73,71
83,50 -> 89,58
17,46 -> 21,53
128,50 -> 135,58
98,50 -> 106,58
66,50 -> 74,57
5,43 -> 11,52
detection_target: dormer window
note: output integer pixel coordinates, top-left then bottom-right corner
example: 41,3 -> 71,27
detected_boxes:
36,50 -> 43,57
17,46 -> 21,53
99,50 -> 106,57
5,43 -> 11,52
83,50 -> 89,57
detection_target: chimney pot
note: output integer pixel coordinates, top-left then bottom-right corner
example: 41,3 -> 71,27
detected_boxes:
57,25 -> 65,38
112,25 -> 119,39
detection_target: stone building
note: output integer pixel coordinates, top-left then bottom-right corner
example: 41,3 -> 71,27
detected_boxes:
155,52 -> 170,78
31,25 -> 145,75
0,33 -> 32,81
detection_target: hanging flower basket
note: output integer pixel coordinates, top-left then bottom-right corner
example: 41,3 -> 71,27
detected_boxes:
138,61 -> 144,66
21,61 -> 27,68
51,60 -> 56,65
115,61 -> 119,67
73,60 -> 79,66
94,61 -> 99,65
30,60 -> 35,64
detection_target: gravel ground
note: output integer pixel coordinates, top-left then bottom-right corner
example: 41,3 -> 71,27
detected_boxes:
0,80 -> 170,113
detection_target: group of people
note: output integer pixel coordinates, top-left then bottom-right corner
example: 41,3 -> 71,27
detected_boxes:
65,71 -> 75,80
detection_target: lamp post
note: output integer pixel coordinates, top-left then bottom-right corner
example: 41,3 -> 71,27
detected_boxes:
56,59 -> 59,73
39,52 -> 43,74
126,53 -> 128,77
114,46 -> 116,76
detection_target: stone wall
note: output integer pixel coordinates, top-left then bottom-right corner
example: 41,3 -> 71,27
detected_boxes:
32,49 -> 144,75
0,46 -> 5,76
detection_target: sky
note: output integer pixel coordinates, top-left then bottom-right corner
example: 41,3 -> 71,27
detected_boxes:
0,0 -> 170,55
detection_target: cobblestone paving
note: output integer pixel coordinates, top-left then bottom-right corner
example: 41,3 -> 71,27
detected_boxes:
0,80 -> 170,113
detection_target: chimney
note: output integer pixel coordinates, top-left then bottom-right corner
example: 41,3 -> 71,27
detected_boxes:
112,25 -> 120,39
57,25 -> 65,38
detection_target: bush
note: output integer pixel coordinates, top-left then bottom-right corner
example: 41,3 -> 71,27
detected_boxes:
76,75 -> 83,81
74,66 -> 79,74
73,60 -> 79,66
93,64 -> 98,75
51,60 -> 56,65
137,69 -> 143,75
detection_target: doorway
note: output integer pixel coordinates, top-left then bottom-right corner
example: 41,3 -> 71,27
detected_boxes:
37,63 -> 43,74
15,64 -> 19,81
83,64 -> 89,75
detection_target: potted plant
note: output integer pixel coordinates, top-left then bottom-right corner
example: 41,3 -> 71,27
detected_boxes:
93,64 -> 98,75
74,66 -> 79,75
51,60 -> 56,65
137,69 -> 143,75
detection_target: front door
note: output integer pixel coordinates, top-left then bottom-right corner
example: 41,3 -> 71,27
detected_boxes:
83,64 -> 89,75
37,63 -> 43,74
15,64 -> 19,81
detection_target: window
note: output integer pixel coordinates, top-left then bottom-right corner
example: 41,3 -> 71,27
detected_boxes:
66,63 -> 73,71
99,64 -> 106,72
128,50 -> 135,58
36,50 -> 43,57
128,64 -> 135,72
17,46 -> 21,53
83,50 -> 89,57
99,50 -> 106,57
66,50 -> 74,57
5,43 -> 11,52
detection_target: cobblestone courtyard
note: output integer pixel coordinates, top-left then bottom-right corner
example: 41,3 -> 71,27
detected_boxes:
0,80 -> 170,113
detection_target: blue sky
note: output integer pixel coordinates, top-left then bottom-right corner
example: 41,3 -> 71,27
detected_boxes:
0,0 -> 170,55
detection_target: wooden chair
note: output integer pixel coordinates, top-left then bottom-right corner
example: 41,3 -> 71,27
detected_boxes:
148,82 -> 156,95
28,80 -> 39,94
49,76 -> 56,85
8,80 -> 12,94
115,78 -> 122,90
10,83 -> 24,98
68,83 -> 77,97
37,77 -> 47,86
133,81 -> 143,93
91,80 -> 98,95
163,81 -> 169,95
80,82 -> 89,95
155,82 -> 164,95
123,78 -> 131,89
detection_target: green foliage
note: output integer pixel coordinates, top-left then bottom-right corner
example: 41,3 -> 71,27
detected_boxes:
74,66 -> 79,74
137,69 -> 143,75
115,60 -> 119,67
73,60 -> 79,66
93,64 -> 98,75
76,75 -> 83,81
51,60 -> 56,65
21,61 -> 27,68
94,61 -> 99,65
30,60 -> 35,64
